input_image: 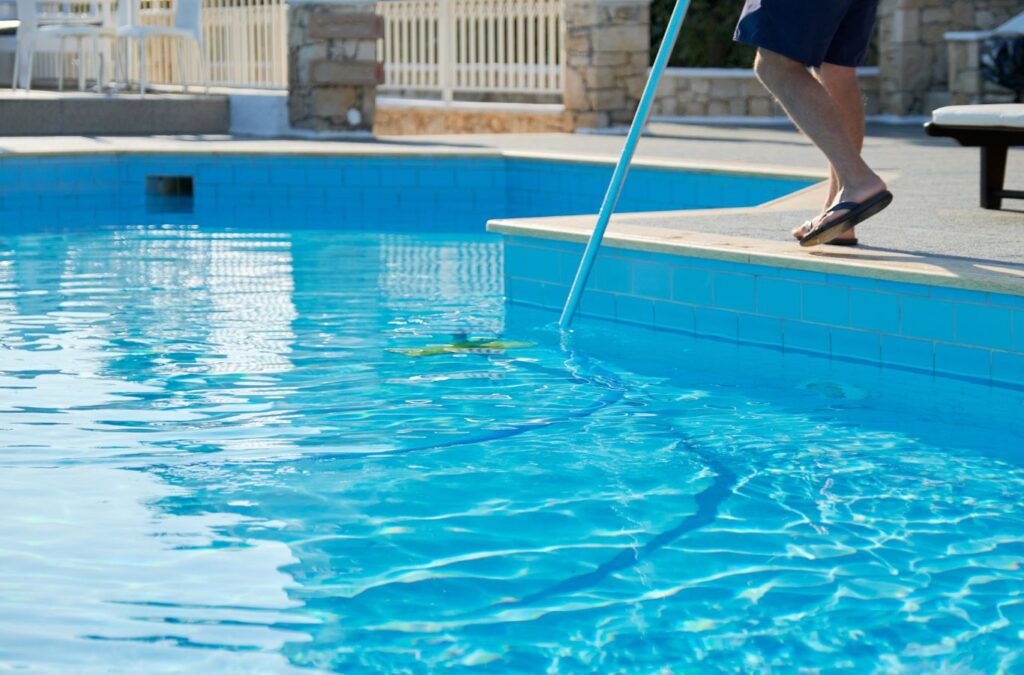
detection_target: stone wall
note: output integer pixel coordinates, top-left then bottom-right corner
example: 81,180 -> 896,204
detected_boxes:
947,24 -> 1024,105
651,68 -> 882,119
375,103 -> 571,135
877,0 -> 1023,115
562,0 -> 650,129
288,1 -> 383,132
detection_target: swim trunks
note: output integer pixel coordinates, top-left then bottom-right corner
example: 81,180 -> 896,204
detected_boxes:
734,0 -> 880,68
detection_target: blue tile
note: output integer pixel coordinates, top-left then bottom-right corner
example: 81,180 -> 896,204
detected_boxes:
633,263 -> 672,299
738,314 -> 783,347
306,167 -> 345,186
56,163 -> 93,185
536,240 -> 585,256
802,284 -> 849,326
616,249 -> 657,264
93,162 -> 118,183
931,286 -> 987,303
590,256 -> 633,294
397,187 -> 439,208
455,167 -> 497,188
507,278 -> 562,309
831,328 -> 881,363
268,165 -> 308,186
987,291 -> 1024,309
695,307 -> 738,339
992,351 -> 1024,387
881,335 -> 934,372
580,289 -> 617,320
417,167 -> 457,188
901,297 -> 955,341
935,344 -> 991,380
757,277 -> 802,319
876,279 -> 929,296
678,257 -> 747,273
649,251 -> 680,267
783,321 -> 830,354
195,164 -> 235,184
672,267 -> 714,305
616,296 -> 655,325
1015,311 -> 1024,352
955,303 -> 1013,350
653,301 -> 695,333
232,165 -> 271,184
713,272 -> 756,312
343,166 -> 382,186
770,267 -> 829,284
849,290 -> 900,333
736,263 -> 780,278
505,244 -> 571,286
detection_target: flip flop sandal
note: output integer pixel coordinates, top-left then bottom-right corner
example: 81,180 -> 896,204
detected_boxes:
795,220 -> 859,246
799,191 -> 893,248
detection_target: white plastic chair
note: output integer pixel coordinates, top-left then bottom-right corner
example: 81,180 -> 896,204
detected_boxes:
11,0 -> 104,91
96,0 -> 134,91
116,0 -> 207,95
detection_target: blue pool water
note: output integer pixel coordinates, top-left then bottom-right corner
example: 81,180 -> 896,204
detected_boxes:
2,221 -> 1024,673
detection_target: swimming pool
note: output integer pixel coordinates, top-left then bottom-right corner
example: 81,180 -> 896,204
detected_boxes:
2,216 -> 1023,672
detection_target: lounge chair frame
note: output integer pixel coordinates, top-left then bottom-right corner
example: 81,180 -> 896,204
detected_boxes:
925,122 -> 1024,210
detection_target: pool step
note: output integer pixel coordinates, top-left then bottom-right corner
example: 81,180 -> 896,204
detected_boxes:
0,90 -> 230,136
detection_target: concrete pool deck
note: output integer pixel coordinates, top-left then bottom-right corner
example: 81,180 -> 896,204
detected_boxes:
1,121 -> 1022,296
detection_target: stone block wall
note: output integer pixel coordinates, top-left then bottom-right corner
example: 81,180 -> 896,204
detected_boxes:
374,104 -> 572,135
562,0 -> 650,129
288,1 -> 383,132
877,0 -> 1023,115
947,32 -> 1022,105
651,68 -> 882,119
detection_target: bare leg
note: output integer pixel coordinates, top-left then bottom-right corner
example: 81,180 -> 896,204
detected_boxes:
793,63 -> 867,242
753,49 -> 885,236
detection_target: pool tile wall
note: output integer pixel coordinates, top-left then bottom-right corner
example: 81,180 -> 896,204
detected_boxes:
0,155 -> 508,230
503,160 -> 812,218
0,154 -> 814,230
503,235 -> 1024,388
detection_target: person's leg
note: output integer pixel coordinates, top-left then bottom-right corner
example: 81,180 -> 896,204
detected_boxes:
753,48 -> 885,232
792,63 -> 867,242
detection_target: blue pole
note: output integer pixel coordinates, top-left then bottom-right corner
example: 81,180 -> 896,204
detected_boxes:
558,0 -> 692,330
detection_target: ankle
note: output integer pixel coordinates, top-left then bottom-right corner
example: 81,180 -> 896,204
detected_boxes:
836,172 -> 885,196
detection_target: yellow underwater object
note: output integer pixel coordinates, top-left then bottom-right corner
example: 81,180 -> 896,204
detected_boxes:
391,336 -> 535,357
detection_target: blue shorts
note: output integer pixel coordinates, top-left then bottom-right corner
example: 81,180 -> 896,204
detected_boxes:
734,0 -> 880,68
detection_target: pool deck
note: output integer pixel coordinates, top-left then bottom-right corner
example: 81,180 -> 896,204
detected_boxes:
2,121 -> 1023,296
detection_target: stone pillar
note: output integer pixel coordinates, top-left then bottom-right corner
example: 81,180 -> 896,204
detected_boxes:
288,0 -> 383,132
877,0 -> 1022,115
562,0 -> 650,130
947,38 -> 984,105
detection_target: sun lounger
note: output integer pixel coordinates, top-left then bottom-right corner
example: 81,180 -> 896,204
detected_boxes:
926,104 -> 1024,210
0,0 -> 16,35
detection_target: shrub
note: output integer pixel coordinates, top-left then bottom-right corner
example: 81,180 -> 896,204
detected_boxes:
650,0 -> 755,69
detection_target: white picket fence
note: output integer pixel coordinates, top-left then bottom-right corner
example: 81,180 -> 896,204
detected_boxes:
2,0 -> 563,97
137,0 -> 287,88
378,0 -> 563,100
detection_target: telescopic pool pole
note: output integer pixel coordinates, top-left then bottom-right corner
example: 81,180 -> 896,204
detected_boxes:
558,0 -> 693,330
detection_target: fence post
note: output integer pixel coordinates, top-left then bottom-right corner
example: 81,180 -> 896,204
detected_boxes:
438,0 -> 454,103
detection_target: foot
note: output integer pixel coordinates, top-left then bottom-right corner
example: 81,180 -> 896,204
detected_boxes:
792,220 -> 859,244
792,175 -> 862,244
793,177 -> 887,244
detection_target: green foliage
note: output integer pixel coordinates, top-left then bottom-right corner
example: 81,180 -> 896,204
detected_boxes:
649,0 -> 756,68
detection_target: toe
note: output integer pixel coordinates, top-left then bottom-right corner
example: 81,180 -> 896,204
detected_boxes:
792,220 -> 813,240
